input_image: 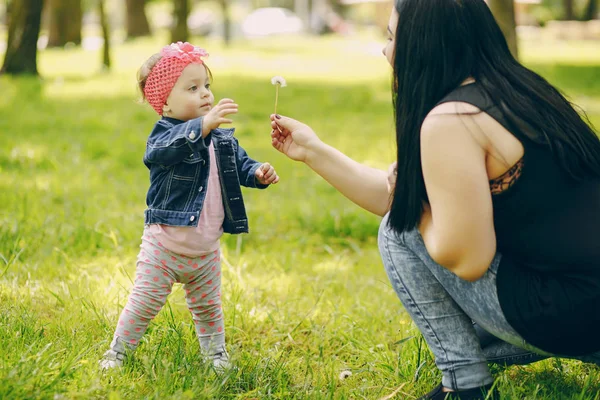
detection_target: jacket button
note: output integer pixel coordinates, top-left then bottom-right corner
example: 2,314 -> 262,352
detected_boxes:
201,159 -> 206,165
189,131 -> 196,139
190,215 -> 196,222
198,186 -> 203,192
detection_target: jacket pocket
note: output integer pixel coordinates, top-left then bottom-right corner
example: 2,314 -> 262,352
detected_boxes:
181,152 -> 205,165
169,161 -> 201,210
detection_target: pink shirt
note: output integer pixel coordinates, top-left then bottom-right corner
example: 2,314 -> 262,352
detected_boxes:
147,143 -> 225,256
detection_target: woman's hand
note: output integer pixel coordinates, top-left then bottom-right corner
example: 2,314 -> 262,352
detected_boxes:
387,161 -> 397,194
270,114 -> 322,163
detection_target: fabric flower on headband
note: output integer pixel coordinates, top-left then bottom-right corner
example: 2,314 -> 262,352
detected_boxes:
161,41 -> 208,63
144,42 -> 209,115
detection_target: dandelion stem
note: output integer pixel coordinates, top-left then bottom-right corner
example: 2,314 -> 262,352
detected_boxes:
274,84 -> 280,115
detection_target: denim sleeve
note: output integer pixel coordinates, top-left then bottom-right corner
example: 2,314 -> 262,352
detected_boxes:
234,137 -> 269,189
143,118 -> 210,166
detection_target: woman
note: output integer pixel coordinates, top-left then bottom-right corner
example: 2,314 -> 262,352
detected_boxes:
269,0 -> 600,398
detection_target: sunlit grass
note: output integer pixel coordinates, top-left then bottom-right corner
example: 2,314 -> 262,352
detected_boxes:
1,33 -> 599,399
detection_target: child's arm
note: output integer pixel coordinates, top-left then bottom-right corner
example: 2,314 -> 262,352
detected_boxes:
144,100 -> 238,166
144,119 -> 209,166
234,138 -> 277,188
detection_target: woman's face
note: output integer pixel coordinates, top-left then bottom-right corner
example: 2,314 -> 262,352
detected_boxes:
382,8 -> 399,67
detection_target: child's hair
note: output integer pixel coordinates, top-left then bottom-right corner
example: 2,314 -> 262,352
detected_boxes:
137,53 -> 214,103
138,53 -> 163,102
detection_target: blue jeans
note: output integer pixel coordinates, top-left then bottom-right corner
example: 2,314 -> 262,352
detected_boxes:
377,213 -> 600,390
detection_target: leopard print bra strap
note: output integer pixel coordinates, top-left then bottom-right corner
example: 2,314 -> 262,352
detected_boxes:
489,157 -> 524,195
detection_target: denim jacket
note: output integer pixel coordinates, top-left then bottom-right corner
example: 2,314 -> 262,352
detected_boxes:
143,116 -> 267,234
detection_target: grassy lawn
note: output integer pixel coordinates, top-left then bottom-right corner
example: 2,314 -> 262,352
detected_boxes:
1,33 -> 599,399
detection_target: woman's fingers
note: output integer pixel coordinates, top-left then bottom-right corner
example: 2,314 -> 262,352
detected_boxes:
271,131 -> 284,152
270,120 -> 284,134
271,138 -> 281,151
271,128 -> 289,142
269,114 -> 296,132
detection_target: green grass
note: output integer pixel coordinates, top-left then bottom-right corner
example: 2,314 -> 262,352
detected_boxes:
1,33 -> 599,399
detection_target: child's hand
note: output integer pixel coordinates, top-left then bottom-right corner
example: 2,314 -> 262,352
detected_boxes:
202,99 -> 239,137
255,162 -> 279,185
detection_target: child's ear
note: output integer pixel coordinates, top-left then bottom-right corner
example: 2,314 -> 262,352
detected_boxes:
162,103 -> 170,115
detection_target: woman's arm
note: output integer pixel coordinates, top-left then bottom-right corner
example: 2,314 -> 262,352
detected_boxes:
419,111 -> 497,281
305,141 -> 391,216
271,115 -> 390,216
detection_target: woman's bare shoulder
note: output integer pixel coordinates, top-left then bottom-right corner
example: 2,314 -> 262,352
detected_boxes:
428,101 -> 481,118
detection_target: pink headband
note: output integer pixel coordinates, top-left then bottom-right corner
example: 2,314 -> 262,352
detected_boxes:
144,42 -> 209,115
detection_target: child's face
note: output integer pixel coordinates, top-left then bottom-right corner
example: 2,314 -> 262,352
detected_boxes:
163,63 -> 214,121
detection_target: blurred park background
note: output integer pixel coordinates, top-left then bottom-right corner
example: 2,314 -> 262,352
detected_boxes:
1,0 -> 600,398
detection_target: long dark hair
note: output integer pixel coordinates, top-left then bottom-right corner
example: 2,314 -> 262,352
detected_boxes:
388,0 -> 600,233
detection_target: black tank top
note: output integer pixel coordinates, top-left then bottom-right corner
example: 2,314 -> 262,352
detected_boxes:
436,83 -> 600,356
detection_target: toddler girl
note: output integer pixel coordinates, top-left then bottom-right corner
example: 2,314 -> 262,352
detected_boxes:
100,41 -> 279,370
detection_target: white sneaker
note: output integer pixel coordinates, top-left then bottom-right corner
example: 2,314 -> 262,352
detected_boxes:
203,346 -> 231,371
211,350 -> 231,370
99,350 -> 124,371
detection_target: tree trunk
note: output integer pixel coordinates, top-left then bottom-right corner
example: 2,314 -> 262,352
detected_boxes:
563,0 -> 574,20
1,0 -> 44,75
170,0 -> 189,43
4,0 -> 11,26
98,0 -> 110,69
47,0 -> 81,47
125,0 -> 151,39
295,0 -> 310,29
218,0 -> 231,46
582,0 -> 598,20
488,0 -> 519,60
65,0 -> 81,44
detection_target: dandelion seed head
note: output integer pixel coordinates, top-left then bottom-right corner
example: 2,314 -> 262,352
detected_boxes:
339,370 -> 352,380
271,76 -> 287,87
